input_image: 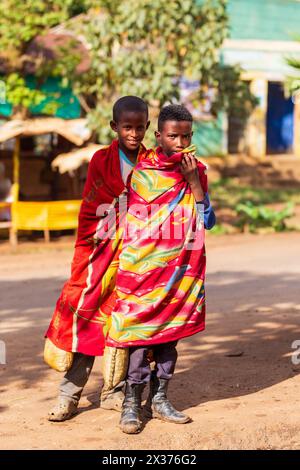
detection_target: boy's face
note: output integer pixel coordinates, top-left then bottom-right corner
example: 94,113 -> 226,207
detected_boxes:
110,111 -> 150,152
155,121 -> 193,156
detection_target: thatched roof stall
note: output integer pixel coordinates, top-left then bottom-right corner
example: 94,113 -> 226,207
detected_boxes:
51,144 -> 103,174
0,118 -> 91,146
0,117 -> 91,200
0,118 -> 92,245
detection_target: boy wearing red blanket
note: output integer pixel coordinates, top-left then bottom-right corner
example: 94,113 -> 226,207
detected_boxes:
105,104 -> 215,434
46,96 -> 149,421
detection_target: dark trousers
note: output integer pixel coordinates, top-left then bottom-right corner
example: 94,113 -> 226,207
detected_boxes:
127,341 -> 178,386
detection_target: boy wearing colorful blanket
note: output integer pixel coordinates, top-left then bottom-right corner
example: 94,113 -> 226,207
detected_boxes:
105,104 -> 216,434
46,96 -> 150,421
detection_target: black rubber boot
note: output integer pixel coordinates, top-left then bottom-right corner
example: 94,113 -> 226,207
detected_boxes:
145,373 -> 191,424
119,382 -> 145,434
143,370 -> 156,419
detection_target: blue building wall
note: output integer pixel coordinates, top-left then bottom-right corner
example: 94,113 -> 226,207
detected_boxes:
228,0 -> 300,41
194,0 -> 300,156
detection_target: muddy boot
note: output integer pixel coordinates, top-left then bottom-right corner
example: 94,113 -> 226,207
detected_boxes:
48,398 -> 78,422
146,375 -> 191,424
143,370 -> 156,419
119,382 -> 145,434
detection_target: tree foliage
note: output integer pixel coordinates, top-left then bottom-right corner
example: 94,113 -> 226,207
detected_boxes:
0,0 -> 256,141
0,0 -> 88,117
70,0 -> 256,143
285,55 -> 300,99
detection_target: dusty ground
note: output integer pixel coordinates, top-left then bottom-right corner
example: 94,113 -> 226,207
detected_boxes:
1,232 -> 300,450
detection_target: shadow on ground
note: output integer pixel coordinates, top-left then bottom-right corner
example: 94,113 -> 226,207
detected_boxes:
1,269 -> 300,415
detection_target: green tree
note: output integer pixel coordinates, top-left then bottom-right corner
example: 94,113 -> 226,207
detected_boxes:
1,0 -> 256,140
0,0 -> 88,118
70,0 -> 256,144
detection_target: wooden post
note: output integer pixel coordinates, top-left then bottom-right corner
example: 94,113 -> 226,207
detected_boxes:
220,111 -> 228,155
293,91 -> 300,156
11,136 -> 20,246
247,78 -> 268,158
44,229 -> 50,243
9,225 -> 17,247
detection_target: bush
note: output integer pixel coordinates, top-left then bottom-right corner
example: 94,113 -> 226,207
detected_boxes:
235,201 -> 294,233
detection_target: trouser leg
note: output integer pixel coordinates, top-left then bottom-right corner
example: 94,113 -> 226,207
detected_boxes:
153,341 -> 178,380
127,342 -> 178,385
59,352 -> 95,404
127,346 -> 152,386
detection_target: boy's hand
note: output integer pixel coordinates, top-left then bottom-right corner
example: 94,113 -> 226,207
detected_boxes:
180,153 -> 204,202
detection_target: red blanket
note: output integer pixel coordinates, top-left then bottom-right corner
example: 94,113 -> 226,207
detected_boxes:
46,140 -> 147,356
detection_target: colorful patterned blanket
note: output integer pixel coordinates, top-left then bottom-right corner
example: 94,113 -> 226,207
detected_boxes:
106,147 -> 207,347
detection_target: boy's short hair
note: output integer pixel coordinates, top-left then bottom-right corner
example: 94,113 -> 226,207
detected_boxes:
158,104 -> 193,131
113,96 -> 148,122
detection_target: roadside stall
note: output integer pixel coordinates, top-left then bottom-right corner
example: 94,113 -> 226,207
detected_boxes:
0,118 -> 91,245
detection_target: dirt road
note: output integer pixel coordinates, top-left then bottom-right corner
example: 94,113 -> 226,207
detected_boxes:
1,232 -> 300,450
